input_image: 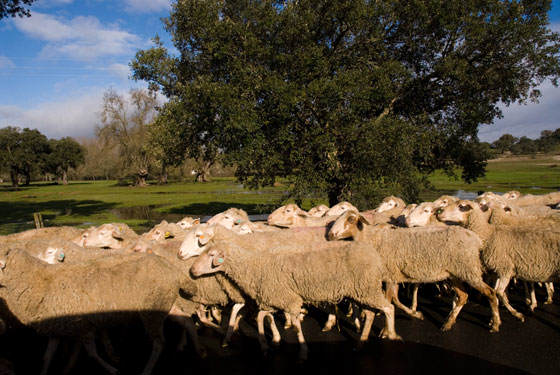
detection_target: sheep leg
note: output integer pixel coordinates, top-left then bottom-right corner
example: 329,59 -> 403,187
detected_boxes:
62,341 -> 81,375
82,335 -> 118,375
283,311 -> 292,329
40,337 -> 60,375
358,288 -> 400,341
196,307 -> 224,332
139,336 -> 164,375
523,281 -> 537,310
545,282 -> 555,304
183,317 -> 206,358
495,277 -> 525,322
386,282 -> 423,320
322,313 -> 337,332
290,313 -> 308,361
467,279 -> 501,332
256,311 -> 270,354
441,280 -> 469,331
211,306 -> 223,325
411,284 -> 419,312
222,303 -> 245,347
529,283 -> 537,311
265,312 -> 282,346
99,329 -> 120,365
357,309 -> 375,347
168,308 -> 205,357
352,305 -> 362,333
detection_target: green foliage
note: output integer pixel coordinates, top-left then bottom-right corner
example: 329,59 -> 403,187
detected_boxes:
132,0 -> 560,206
46,137 -> 86,184
0,0 -> 36,19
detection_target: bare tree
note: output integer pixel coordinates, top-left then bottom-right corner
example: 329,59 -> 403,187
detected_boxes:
96,89 -> 159,186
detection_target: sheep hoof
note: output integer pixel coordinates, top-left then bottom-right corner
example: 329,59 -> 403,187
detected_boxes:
411,311 -> 424,320
198,348 -> 208,359
515,314 -> 525,322
489,326 -> 500,333
221,341 -> 229,348
544,300 -> 553,305
321,325 -> 333,332
284,323 -> 292,330
440,323 -> 454,332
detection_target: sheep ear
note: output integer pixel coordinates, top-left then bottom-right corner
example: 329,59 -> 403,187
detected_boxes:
212,251 -> 225,267
193,219 -> 200,225
358,214 -> 371,226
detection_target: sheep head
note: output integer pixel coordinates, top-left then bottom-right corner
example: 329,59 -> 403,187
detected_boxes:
436,200 -> 476,225
328,210 -> 370,240
432,195 -> 458,208
177,217 -> 200,230
190,248 -> 225,277
405,202 -> 437,227
375,196 -> 405,213
267,204 -> 309,227
325,202 -> 358,217
37,246 -> 65,264
82,224 -> 124,249
178,224 -> 214,260
503,190 -> 522,200
307,205 -> 329,217
207,209 -> 246,229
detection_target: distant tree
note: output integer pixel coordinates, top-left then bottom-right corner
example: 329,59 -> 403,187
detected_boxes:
0,127 -> 50,186
46,137 -> 85,184
96,88 -> 159,186
536,128 -> 560,153
0,0 -> 36,19
492,134 -> 518,154
511,136 -> 537,155
75,138 -> 121,180
132,0 -> 560,205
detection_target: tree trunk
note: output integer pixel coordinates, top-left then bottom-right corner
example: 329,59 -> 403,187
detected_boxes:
24,172 -> 31,186
62,170 -> 68,185
136,168 -> 148,186
194,161 -> 212,183
158,164 -> 168,184
10,169 -> 19,187
327,180 -> 344,207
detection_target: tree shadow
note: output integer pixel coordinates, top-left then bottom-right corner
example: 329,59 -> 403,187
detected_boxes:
0,200 -> 118,228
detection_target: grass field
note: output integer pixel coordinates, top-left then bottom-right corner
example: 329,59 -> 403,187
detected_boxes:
1,155 -> 559,234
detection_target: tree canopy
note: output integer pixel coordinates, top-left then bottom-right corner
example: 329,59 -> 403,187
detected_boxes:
0,0 -> 36,19
46,137 -> 86,185
132,0 -> 560,206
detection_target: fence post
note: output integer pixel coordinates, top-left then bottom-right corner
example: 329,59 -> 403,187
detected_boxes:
33,213 -> 44,229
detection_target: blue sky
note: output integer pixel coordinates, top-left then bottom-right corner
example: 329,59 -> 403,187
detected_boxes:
0,0 -> 559,142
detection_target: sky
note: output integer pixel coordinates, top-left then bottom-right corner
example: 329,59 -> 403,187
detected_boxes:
0,0 -> 559,142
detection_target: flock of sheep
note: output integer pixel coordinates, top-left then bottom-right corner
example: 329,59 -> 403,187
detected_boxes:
0,189 -> 559,374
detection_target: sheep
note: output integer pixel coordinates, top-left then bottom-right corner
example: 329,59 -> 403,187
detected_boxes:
373,196 -> 407,213
0,249 -> 193,375
190,241 -> 400,361
207,208 -> 250,228
267,204 -> 339,228
142,220 -> 186,242
307,204 -> 329,217
324,201 -> 358,217
80,223 -> 139,249
437,200 -> 560,322
0,226 -> 85,247
132,237 -> 257,348
328,210 -> 501,332
405,202 -> 447,228
361,196 -> 408,225
432,195 -> 459,208
178,224 -> 344,332
394,203 -> 417,227
177,217 -> 200,230
503,190 -> 560,207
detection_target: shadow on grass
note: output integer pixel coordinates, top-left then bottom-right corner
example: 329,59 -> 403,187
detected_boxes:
0,200 -> 118,227
168,202 -> 277,216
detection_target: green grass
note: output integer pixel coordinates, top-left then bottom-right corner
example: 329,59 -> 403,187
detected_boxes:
1,155 -> 559,234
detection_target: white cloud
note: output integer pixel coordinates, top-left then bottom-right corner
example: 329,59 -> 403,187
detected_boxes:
124,0 -> 171,13
13,12 -> 141,61
0,55 -> 15,69
479,82 -> 560,142
0,90 -> 105,139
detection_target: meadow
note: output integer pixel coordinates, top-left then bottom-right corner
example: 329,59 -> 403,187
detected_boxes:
1,155 -> 559,234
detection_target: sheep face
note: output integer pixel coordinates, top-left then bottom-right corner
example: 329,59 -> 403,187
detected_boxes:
307,205 -> 329,217
267,204 -> 308,227
207,212 -> 240,229
83,224 -> 123,249
433,195 -> 458,208
131,238 -> 154,254
37,246 -> 65,264
178,225 -> 213,260
178,217 -> 200,230
405,203 -> 436,227
144,221 -> 174,241
503,190 -> 522,200
328,210 -> 370,240
436,200 -> 475,225
375,196 -> 404,213
72,226 -> 95,247
190,248 -> 225,277
325,202 -> 357,217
